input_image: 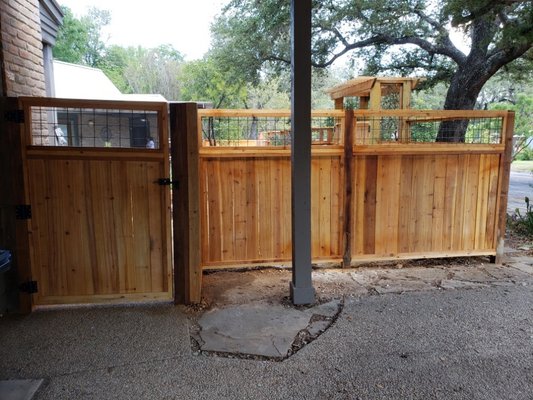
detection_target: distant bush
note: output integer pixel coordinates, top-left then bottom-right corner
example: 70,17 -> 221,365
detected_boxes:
515,147 -> 533,161
509,196 -> 533,237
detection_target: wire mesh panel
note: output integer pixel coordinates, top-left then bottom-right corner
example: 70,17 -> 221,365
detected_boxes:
29,106 -> 160,149
353,114 -> 503,144
200,114 -> 342,147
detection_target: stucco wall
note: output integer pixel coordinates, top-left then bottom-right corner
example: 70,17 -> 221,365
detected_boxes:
0,0 -> 46,96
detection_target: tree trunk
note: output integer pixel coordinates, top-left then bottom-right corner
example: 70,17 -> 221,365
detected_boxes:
436,61 -> 493,142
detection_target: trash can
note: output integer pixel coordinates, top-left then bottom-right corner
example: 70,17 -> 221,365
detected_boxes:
0,249 -> 12,316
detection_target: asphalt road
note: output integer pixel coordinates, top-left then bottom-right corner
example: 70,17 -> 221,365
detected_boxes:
508,171 -> 532,214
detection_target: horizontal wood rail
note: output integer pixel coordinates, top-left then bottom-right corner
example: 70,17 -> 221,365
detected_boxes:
18,96 -> 168,111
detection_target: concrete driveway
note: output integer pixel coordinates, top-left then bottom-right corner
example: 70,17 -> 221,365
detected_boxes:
1,256 -> 532,400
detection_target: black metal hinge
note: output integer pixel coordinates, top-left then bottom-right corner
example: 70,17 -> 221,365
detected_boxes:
19,280 -> 38,294
15,204 -> 32,220
156,178 -> 179,189
4,109 -> 25,124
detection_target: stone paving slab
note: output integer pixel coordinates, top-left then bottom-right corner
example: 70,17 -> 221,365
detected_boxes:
198,304 -> 313,357
197,300 -> 342,358
0,379 -> 43,400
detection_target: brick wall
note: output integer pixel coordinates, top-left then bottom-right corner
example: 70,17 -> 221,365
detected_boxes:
0,0 -> 46,96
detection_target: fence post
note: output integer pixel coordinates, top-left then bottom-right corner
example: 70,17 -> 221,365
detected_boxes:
494,110 -> 515,264
169,102 -> 202,303
342,110 -> 354,267
0,97 -> 32,313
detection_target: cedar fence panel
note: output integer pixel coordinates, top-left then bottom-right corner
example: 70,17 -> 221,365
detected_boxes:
198,109 -> 513,268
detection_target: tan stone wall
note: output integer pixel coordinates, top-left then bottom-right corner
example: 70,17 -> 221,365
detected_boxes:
0,0 -> 46,96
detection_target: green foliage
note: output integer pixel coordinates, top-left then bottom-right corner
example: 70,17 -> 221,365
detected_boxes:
53,6 -> 110,67
122,45 -> 184,100
98,45 -> 132,92
510,196 -> 533,237
81,8 -> 111,66
179,57 -> 247,108
53,7 -> 89,64
515,147 -> 533,161
491,93 -> 533,157
53,7 -> 185,100
211,0 -> 533,119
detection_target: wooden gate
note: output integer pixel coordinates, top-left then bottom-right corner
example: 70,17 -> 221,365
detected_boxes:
20,98 -> 172,306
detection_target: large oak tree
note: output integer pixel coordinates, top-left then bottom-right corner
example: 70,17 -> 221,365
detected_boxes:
212,0 -> 533,141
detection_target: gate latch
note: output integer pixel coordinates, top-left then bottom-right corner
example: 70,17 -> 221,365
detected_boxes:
156,178 -> 179,189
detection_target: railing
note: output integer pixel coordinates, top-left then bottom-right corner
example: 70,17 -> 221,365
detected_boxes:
20,97 -> 167,150
198,109 -> 507,147
197,108 -> 514,268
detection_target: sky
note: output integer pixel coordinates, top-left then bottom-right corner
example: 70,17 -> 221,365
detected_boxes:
58,0 -> 227,60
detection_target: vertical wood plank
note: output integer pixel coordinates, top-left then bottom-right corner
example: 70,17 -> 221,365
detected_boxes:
245,159 -> 258,261
398,156 -> 414,253
495,112 -> 515,262
147,161 -> 165,292
276,158 -> 292,260
311,157 -> 320,258
431,156 -> 447,252
232,159 -> 247,261
485,155 -> 500,249
375,155 -> 401,256
330,155 -> 343,257
452,155 -> 468,251
258,158 -> 274,259
462,155 -> 480,250
318,158 -> 332,257
443,155 -> 459,251
363,156 -> 377,255
342,111 -> 354,266
474,155 -> 489,249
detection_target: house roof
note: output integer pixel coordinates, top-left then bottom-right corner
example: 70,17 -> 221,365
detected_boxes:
40,0 -> 64,45
53,60 -> 167,102
326,76 -> 422,100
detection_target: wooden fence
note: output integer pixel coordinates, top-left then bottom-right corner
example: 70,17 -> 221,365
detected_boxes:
197,108 -> 514,268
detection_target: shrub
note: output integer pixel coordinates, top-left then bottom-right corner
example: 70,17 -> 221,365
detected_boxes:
510,196 -> 533,236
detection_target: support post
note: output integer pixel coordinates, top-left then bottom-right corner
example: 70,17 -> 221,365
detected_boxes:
290,0 -> 315,305
0,97 -> 32,313
169,102 -> 202,303
342,110 -> 354,267
494,111 -> 515,264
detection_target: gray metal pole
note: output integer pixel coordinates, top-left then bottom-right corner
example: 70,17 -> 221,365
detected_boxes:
290,0 -> 315,305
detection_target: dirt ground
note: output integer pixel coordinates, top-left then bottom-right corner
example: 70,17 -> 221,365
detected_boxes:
194,223 -> 533,314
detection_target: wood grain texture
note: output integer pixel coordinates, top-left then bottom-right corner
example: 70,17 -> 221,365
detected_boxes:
27,158 -> 171,303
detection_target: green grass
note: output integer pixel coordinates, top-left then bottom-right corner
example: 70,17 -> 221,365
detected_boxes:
511,160 -> 533,173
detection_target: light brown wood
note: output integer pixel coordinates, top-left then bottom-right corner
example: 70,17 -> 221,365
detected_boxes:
342,111 -> 354,266
199,108 -> 508,119
20,97 -> 172,307
354,143 -> 504,155
13,100 -> 514,292
495,112 -> 515,263
27,158 -> 171,303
